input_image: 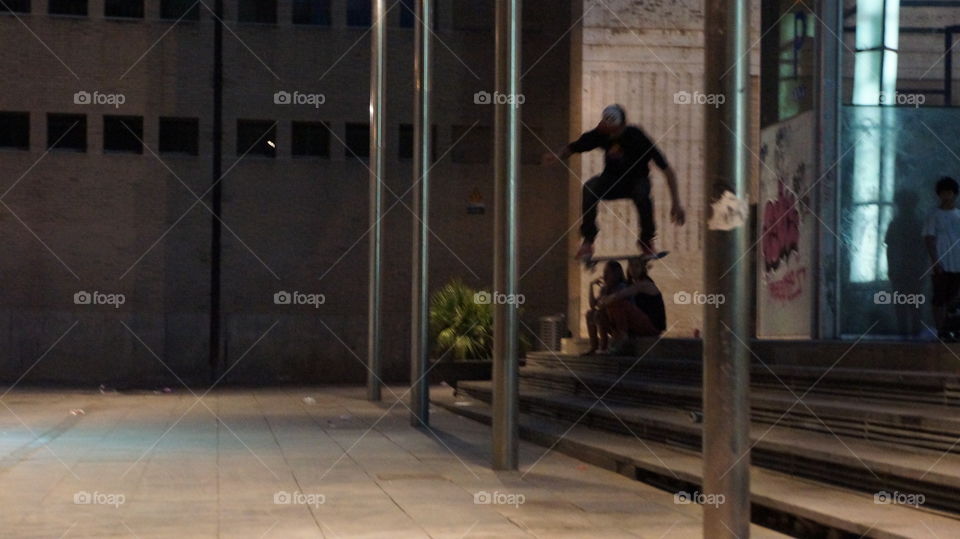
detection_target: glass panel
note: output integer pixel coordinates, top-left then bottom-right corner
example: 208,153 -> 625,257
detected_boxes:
840,106 -> 960,336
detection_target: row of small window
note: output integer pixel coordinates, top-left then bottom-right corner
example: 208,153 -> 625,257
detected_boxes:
1,0 -> 421,27
0,112 -> 440,160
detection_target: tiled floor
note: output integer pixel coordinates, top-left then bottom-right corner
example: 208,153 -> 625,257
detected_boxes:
0,387 -> 785,538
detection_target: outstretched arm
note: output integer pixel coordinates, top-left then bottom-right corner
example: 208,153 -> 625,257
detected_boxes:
542,129 -> 601,165
662,166 -> 686,226
542,144 -> 573,164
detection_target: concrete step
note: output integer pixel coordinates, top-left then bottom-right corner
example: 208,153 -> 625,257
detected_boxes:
525,351 -> 960,406
515,366 -> 960,453
542,338 -> 960,372
433,388 -> 960,539
455,380 -> 960,515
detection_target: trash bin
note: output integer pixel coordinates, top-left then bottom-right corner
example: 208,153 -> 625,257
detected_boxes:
538,315 -> 565,352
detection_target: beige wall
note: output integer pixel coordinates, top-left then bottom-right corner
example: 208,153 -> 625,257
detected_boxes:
567,0 -> 760,338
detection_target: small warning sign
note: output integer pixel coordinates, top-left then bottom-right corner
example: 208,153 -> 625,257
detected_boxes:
468,188 -> 485,215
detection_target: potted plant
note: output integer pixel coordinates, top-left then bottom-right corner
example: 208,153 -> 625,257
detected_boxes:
428,279 -> 529,385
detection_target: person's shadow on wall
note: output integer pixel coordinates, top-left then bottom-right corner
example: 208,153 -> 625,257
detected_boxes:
885,189 -> 929,337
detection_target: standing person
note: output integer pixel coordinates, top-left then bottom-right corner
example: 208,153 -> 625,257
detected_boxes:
885,190 -> 925,338
543,104 -> 686,260
924,176 -> 960,337
584,261 -> 627,355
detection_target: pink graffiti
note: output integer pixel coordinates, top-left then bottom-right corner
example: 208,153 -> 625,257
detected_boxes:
762,181 -> 801,273
769,268 -> 806,301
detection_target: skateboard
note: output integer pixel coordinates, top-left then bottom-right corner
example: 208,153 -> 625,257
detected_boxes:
582,251 -> 669,270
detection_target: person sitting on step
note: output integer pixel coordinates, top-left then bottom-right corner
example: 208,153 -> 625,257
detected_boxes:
596,256 -> 667,354
583,260 -> 627,355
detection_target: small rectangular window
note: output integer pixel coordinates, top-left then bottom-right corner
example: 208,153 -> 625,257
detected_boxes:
292,0 -> 330,25
159,117 -> 199,155
0,112 -> 29,150
346,0 -> 370,27
103,116 -> 143,154
399,123 -> 437,161
47,114 -> 86,152
399,124 -> 413,159
1,0 -> 30,14
48,0 -> 87,16
292,122 -> 330,157
345,123 -> 369,159
104,0 -> 142,18
399,0 -> 414,27
237,120 -> 276,157
161,0 -> 200,20
238,0 -> 276,23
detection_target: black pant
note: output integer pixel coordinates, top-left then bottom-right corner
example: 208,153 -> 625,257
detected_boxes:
581,174 -> 655,244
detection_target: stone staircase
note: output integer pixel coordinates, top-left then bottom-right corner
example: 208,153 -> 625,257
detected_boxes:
437,341 -> 960,535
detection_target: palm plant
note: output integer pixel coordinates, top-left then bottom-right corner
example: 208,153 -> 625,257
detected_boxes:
429,280 -> 494,360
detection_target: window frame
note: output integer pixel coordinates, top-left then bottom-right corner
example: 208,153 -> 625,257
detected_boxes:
47,113 -> 87,152
0,112 -> 30,151
103,115 -> 144,154
158,117 -> 200,156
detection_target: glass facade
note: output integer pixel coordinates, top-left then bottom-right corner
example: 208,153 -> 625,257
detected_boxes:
839,106 -> 960,336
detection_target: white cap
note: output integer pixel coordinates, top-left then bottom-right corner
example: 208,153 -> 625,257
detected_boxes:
601,104 -> 625,126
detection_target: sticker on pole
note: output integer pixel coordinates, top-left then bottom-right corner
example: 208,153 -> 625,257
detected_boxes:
708,190 -> 749,231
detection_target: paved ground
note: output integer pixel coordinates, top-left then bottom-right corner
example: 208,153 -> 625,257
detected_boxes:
0,387 -> 786,538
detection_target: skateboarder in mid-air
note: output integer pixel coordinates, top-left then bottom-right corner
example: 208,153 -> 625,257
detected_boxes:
543,104 -> 686,261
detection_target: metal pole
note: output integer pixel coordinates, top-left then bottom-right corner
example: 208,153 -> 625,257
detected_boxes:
817,0 -> 842,338
367,0 -> 386,402
702,0 -> 751,536
946,30 -> 954,107
209,0 -> 224,381
410,0 -> 432,426
492,0 -> 521,471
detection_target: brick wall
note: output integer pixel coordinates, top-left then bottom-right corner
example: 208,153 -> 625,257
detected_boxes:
0,0 -> 571,386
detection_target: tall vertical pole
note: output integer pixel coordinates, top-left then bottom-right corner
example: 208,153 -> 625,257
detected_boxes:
946,30 -> 954,107
492,0 -> 521,471
410,0 -> 432,426
703,0 -> 751,536
209,0 -> 224,380
367,0 -> 386,401
817,0 -> 842,338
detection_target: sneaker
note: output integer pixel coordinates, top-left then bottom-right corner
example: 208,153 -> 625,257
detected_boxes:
576,241 -> 594,260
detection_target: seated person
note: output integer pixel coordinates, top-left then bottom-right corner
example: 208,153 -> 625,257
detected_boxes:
597,256 -> 667,353
584,261 -> 627,355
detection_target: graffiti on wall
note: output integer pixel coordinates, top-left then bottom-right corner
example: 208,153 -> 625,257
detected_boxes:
757,111 -> 815,337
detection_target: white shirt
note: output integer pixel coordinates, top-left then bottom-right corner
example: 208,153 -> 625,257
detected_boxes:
923,208 -> 960,272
